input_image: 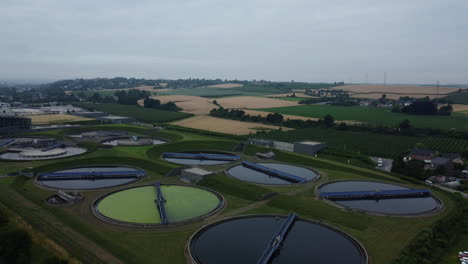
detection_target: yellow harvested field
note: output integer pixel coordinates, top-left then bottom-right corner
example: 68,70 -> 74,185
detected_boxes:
26,114 -> 93,125
267,93 -> 318,98
147,95 -> 218,115
171,116 -> 291,135
333,84 -> 460,99
452,104 -> 468,113
204,83 -> 243,88
216,96 -> 298,109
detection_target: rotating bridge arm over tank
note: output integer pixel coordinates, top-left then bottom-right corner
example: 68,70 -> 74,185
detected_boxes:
154,181 -> 169,225
242,162 -> 307,183
37,170 -> 145,181
257,213 -> 297,264
162,152 -> 240,161
319,189 -> 431,200
0,138 -> 15,147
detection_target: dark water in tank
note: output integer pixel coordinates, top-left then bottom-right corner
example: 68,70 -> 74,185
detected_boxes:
318,181 -> 440,215
190,216 -> 365,264
38,167 -> 142,190
227,163 -> 319,185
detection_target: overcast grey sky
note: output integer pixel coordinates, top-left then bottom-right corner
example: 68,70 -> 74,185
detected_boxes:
1,0 -> 467,84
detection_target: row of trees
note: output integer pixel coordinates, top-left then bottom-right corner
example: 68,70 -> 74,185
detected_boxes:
397,100 -> 453,116
209,108 -> 337,129
143,98 -> 181,111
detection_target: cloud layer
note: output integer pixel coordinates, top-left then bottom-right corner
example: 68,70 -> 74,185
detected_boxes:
1,0 -> 467,84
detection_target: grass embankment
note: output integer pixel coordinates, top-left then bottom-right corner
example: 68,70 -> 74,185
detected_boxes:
258,126 -> 468,157
75,103 -> 193,123
259,104 -> 468,130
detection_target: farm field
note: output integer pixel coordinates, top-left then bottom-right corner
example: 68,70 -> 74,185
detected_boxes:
260,126 -> 468,157
145,95 -> 218,115
158,85 -> 286,98
332,84 -> 461,99
216,96 -> 298,109
171,115 -> 290,135
259,105 -> 468,130
26,114 -> 93,124
75,103 -> 192,123
0,124 -> 461,264
442,89 -> 468,105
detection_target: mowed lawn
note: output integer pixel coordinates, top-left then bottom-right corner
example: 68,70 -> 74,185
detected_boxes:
259,105 -> 468,130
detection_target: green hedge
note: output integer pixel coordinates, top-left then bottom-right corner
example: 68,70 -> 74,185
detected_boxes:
392,193 -> 468,264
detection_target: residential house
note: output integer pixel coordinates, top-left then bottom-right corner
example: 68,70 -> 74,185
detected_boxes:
430,157 -> 453,172
410,149 -> 438,161
441,153 -> 465,167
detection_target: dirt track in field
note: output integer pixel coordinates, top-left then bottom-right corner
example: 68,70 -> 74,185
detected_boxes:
216,96 -> 298,109
171,116 -> 291,135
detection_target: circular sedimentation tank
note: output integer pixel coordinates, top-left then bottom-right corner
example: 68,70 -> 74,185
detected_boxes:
93,184 -> 224,226
69,130 -> 128,139
317,180 -> 442,216
102,138 -> 166,146
162,151 -> 240,166
226,162 -> 319,185
37,166 -> 145,190
0,137 -> 87,161
188,215 -> 367,264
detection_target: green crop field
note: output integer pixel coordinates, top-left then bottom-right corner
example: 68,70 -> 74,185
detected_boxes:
259,105 -> 468,130
441,89 -> 468,105
158,85 -> 285,97
75,103 -> 192,123
259,126 -> 468,157
0,123 -> 464,264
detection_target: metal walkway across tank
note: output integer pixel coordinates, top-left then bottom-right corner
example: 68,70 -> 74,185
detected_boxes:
38,170 -> 145,181
319,189 -> 431,200
163,152 -> 240,161
242,161 -> 307,183
257,213 -> 297,264
154,181 -> 169,225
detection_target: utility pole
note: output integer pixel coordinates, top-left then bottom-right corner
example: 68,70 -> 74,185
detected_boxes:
437,80 -> 440,97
